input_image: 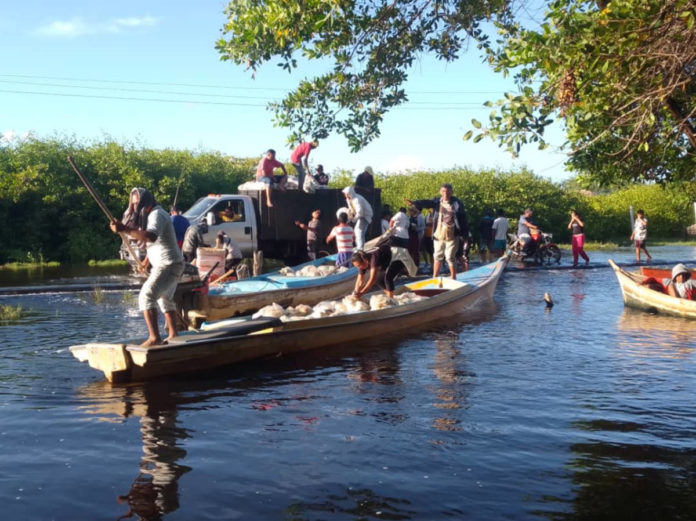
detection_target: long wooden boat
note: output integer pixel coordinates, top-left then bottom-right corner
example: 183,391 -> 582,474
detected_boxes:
197,254 -> 357,322
609,259 -> 696,319
70,256 -> 508,383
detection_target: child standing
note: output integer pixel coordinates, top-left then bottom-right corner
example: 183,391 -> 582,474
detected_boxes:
326,212 -> 354,266
295,209 -> 322,261
630,209 -> 652,262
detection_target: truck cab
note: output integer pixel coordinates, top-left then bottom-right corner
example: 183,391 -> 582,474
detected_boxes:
182,195 -> 257,256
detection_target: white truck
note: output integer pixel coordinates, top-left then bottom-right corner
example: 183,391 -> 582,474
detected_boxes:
181,187 -> 383,268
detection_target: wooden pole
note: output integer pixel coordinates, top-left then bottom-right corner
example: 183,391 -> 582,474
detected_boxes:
67,156 -> 144,271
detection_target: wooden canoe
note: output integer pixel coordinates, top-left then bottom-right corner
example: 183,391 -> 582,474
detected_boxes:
196,254 -> 357,322
70,256 -> 509,383
639,266 -> 696,279
609,259 -> 696,319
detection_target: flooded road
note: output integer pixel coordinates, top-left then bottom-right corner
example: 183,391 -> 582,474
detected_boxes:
1,247 -> 696,520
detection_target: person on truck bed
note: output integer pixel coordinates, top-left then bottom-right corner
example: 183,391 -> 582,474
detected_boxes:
256,149 -> 288,207
290,139 -> 318,189
342,186 -> 373,250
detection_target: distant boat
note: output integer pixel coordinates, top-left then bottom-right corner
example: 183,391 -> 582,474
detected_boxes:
70,256 -> 509,383
609,259 -> 696,319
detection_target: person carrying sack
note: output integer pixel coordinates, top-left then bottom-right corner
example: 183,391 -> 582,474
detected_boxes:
406,183 -> 467,279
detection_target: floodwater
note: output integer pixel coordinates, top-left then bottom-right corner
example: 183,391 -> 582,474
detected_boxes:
2,247 -> 696,521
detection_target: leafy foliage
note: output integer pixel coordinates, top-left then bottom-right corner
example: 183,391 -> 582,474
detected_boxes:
219,0 -> 696,184
332,166 -> 694,242
0,137 -> 256,263
216,0 -> 510,151
471,0 -> 696,184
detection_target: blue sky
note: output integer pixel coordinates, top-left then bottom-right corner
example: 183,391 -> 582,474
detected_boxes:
1,0 -> 570,181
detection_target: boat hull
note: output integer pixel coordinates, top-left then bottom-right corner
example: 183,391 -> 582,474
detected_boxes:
193,255 -> 356,322
609,259 -> 696,319
71,256 -> 508,382
204,274 -> 356,321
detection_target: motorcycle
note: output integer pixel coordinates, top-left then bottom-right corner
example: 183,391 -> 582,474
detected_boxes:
507,231 -> 562,265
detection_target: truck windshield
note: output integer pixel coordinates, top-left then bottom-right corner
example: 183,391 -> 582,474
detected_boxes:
183,197 -> 218,220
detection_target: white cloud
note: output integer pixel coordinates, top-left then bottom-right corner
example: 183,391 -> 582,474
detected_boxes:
1,130 -> 33,143
114,16 -> 157,28
381,154 -> 426,174
34,16 -> 158,38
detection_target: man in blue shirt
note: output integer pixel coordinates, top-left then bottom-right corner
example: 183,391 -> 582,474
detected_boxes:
170,206 -> 190,248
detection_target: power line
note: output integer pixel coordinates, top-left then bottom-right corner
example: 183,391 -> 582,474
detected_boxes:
0,79 -> 491,106
0,89 -> 267,107
0,88 -> 492,110
0,73 -> 507,96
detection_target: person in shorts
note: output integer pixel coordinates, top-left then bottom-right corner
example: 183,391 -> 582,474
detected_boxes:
110,189 -> 185,346
256,149 -> 288,207
491,209 -> 509,257
630,209 -> 652,262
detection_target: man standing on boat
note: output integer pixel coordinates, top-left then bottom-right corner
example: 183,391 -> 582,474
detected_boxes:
342,186 -> 373,250
406,183 -> 467,279
110,189 -> 185,346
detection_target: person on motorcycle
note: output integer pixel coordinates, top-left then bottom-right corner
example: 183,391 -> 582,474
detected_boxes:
517,208 -> 540,256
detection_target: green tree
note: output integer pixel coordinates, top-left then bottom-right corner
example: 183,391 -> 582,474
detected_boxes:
216,0 -> 510,151
472,0 -> 696,184
218,0 -> 696,184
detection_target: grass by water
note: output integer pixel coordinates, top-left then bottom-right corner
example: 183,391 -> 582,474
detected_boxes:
87,259 -> 128,267
1,261 -> 60,270
0,304 -> 23,322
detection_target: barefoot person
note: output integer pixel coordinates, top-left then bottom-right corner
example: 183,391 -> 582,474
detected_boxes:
630,209 -> 652,262
568,209 -> 590,266
110,189 -> 185,346
256,149 -> 288,207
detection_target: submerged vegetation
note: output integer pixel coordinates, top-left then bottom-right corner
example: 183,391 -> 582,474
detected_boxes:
0,304 -> 24,322
2,137 -> 696,264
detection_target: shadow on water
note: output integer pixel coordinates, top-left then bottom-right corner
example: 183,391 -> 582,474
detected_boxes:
73,309 -> 490,521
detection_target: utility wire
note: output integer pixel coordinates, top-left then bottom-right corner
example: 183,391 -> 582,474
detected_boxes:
0,73 -> 507,96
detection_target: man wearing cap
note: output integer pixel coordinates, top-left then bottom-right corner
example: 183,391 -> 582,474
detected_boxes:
110,189 -> 185,346
342,186 -> 373,250
355,166 -> 375,197
664,264 -> 696,300
290,140 -> 318,189
216,231 -> 243,273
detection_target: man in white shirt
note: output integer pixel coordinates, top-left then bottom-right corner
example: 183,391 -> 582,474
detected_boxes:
491,209 -> 510,257
111,189 -> 184,346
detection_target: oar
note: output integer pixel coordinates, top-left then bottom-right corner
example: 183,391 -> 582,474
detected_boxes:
67,156 -> 144,271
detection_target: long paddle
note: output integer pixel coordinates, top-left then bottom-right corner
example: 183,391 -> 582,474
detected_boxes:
67,156 -> 144,272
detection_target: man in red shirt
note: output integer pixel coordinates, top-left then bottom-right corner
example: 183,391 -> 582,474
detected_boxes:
256,149 -> 288,207
290,140 -> 318,189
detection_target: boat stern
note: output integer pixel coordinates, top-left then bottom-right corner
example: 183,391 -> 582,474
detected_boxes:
69,342 -> 132,383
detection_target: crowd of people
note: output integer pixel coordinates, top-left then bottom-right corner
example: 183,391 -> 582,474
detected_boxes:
113,138 -> 693,345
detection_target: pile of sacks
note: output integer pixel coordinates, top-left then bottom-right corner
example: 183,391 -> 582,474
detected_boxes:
278,264 -> 348,277
252,292 -> 427,322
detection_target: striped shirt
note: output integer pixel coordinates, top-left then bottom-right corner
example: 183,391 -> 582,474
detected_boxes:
329,224 -> 354,253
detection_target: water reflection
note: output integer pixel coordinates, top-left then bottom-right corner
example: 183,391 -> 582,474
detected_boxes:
285,487 -> 415,520
78,383 -> 191,521
616,309 -> 696,357
430,331 -> 469,433
559,419 -> 696,521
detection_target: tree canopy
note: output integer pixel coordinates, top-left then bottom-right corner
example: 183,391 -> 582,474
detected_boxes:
216,0 -> 510,151
217,0 -> 696,185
